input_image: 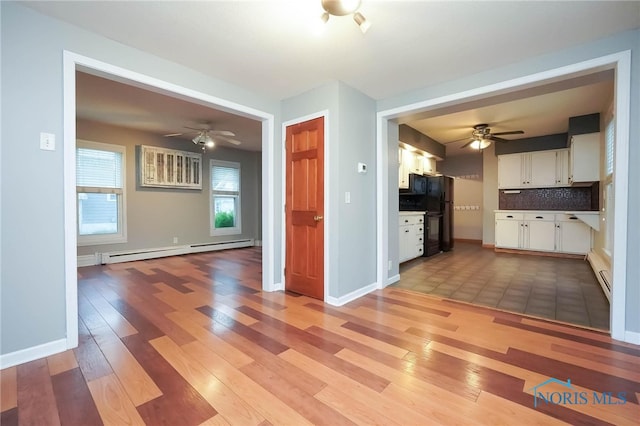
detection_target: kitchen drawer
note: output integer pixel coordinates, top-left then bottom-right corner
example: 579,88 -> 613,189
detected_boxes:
524,213 -> 555,221
399,214 -> 425,226
495,212 -> 523,220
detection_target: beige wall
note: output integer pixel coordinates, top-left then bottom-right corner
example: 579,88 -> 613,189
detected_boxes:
76,119 -> 262,256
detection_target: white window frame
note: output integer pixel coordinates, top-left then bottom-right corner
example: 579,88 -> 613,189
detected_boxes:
210,159 -> 242,236
76,140 -> 127,246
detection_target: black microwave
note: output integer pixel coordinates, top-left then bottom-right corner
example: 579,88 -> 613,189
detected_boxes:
407,173 -> 427,194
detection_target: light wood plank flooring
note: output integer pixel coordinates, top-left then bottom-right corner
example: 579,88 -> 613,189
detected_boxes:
1,247 -> 638,425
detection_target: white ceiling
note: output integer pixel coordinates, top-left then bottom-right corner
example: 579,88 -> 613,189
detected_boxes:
26,1 -> 638,154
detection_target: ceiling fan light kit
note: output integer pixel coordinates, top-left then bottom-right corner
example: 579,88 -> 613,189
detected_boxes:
459,123 -> 524,150
320,0 -> 371,33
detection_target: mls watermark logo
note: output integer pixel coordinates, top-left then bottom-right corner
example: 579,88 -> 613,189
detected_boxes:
529,378 -> 627,408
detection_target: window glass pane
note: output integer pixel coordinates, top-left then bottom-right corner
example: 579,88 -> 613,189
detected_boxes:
212,165 -> 239,192
78,193 -> 119,235
213,196 -> 236,228
77,148 -> 123,188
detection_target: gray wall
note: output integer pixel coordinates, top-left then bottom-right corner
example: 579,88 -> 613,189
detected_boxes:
76,119 -> 261,256
1,2 -> 281,356
281,81 -> 377,300
380,29 -> 640,335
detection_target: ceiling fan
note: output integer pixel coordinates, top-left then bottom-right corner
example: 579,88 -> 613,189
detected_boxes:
164,124 -> 241,150
459,123 -> 524,150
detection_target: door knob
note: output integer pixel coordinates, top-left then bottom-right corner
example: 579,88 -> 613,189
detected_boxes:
314,215 -> 324,222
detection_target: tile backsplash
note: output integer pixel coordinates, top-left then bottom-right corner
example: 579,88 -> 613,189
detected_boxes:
499,184 -> 598,211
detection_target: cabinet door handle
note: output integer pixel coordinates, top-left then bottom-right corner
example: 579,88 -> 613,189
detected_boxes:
404,219 -> 409,223
405,229 -> 410,233
506,215 -> 514,218
535,216 -> 543,219
569,216 -> 578,220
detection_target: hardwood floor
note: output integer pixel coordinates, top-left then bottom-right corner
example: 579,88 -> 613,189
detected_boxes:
2,247 -> 639,425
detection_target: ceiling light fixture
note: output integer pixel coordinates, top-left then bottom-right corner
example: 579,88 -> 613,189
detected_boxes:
469,138 -> 491,150
320,0 -> 371,33
192,131 -> 215,150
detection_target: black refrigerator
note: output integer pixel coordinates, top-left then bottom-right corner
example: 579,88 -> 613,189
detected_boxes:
425,176 -> 454,255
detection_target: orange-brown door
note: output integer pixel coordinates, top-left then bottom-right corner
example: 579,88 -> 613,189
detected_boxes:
285,116 -> 324,300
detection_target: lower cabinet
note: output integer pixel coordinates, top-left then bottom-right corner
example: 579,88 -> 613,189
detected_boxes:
495,211 -> 592,255
399,213 -> 425,263
555,214 -> 592,254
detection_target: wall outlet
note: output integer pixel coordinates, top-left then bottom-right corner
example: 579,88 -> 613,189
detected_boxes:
172,237 -> 178,244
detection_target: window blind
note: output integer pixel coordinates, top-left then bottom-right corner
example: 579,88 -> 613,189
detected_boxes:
77,148 -> 123,188
212,164 -> 239,192
605,118 -> 614,177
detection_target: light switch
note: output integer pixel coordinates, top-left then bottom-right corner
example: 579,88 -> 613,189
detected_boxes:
357,162 -> 367,173
40,132 -> 55,151
345,191 -> 351,204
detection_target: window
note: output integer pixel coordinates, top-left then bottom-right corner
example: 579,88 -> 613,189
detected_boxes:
76,140 -> 126,245
602,111 -> 615,256
210,160 -> 241,236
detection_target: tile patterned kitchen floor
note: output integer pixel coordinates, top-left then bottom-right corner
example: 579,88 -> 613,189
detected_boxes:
394,241 -> 610,330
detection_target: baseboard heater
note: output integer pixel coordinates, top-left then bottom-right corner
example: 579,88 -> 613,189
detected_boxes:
586,251 -> 612,303
98,239 -> 254,265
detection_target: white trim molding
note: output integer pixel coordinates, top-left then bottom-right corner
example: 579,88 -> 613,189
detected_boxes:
63,51 -> 276,365
386,274 -> 400,287
326,281 -> 378,307
0,338 -> 68,370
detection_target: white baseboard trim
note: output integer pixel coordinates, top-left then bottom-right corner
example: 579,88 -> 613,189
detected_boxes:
77,239 -> 255,266
385,274 -> 400,287
0,338 -> 69,369
326,281 -> 378,307
624,330 -> 640,345
254,240 -> 263,247
272,282 -> 284,291
77,254 -> 99,267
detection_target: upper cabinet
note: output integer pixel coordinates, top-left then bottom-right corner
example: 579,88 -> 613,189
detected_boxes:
569,132 -> 601,184
399,146 -> 438,189
498,149 -> 569,189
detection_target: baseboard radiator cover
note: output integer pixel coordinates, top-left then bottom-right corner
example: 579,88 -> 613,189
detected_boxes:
587,251 -> 611,303
97,239 -> 255,265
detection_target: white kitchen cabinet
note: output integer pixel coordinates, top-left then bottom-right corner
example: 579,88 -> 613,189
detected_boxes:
529,151 -> 560,187
399,213 -> 425,263
569,132 -> 600,184
399,148 -> 409,189
495,212 -> 555,252
495,212 -> 523,249
495,211 -> 593,255
555,214 -> 592,254
498,149 -> 570,189
524,213 -> 556,252
423,156 -> 436,176
497,154 -> 524,188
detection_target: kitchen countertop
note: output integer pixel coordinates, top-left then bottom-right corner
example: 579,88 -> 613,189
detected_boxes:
399,211 -> 426,216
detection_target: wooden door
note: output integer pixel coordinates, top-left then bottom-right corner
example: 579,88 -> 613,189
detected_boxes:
285,117 -> 324,300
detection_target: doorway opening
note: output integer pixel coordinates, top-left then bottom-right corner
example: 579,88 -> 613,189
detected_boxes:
377,51 -> 631,342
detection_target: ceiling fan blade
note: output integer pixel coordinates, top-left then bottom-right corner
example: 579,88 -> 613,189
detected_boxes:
492,130 -> 524,136
163,132 -> 184,137
219,136 -> 241,146
210,130 -> 235,137
492,136 -> 509,143
459,140 -> 474,149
